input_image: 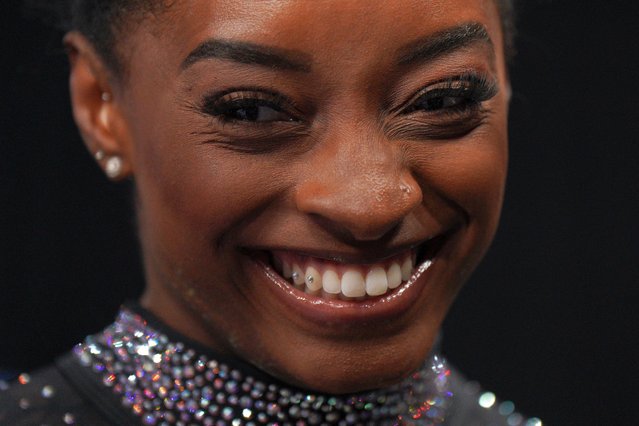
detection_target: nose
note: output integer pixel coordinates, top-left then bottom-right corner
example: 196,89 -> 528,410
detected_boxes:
294,132 -> 422,242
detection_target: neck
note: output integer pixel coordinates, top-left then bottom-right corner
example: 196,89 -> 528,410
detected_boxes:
73,304 -> 452,425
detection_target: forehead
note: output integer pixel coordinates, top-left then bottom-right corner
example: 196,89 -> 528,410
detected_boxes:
137,0 -> 504,72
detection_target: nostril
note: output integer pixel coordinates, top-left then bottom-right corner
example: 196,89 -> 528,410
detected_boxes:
294,171 -> 422,242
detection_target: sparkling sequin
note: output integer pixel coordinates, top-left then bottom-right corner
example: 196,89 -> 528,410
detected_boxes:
63,413 -> 76,424
499,401 -> 515,416
18,398 -> 30,410
507,413 -> 525,426
18,373 -> 30,385
41,385 -> 56,399
73,307 -> 456,425
478,391 -> 496,408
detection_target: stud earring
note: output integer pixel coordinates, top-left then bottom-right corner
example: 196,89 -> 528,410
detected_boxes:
94,150 -> 105,161
105,156 -> 123,179
101,92 -> 112,102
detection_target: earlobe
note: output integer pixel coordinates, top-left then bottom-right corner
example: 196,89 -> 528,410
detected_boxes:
64,31 -> 132,180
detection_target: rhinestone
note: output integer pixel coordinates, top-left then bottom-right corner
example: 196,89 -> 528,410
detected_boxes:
143,413 -> 157,425
478,391 -> 496,408
103,373 -> 117,387
225,380 -> 239,394
41,385 -> 56,398
499,401 -> 516,416
67,306 -> 470,426
18,373 -> 30,385
266,403 -> 280,416
222,407 -> 234,420
507,413 -> 524,426
63,413 -> 76,424
18,398 -> 30,409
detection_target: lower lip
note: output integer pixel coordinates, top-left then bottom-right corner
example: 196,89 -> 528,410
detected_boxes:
246,253 -> 438,327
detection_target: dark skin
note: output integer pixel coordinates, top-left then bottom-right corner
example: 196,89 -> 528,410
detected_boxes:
65,0 -> 509,393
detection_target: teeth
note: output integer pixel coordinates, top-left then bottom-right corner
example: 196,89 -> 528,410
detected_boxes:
387,262 -> 402,289
365,267 -> 388,296
322,269 -> 341,294
341,270 -> 366,298
272,251 -> 427,299
401,257 -> 412,282
304,266 -> 322,292
292,264 -> 305,286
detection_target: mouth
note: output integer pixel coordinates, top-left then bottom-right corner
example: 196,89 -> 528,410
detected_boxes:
253,234 -> 447,302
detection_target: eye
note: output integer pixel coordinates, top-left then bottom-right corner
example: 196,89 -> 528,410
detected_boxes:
412,88 -> 475,112
404,74 -> 498,115
200,89 -> 299,124
216,99 -> 294,123
386,73 -> 499,140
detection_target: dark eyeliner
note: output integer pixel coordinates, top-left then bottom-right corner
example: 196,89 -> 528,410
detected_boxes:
403,72 -> 498,115
199,87 -> 300,123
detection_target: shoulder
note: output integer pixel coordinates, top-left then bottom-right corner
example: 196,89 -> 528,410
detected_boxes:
0,361 -> 110,426
446,366 -> 540,426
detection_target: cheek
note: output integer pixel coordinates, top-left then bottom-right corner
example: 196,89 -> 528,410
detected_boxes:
136,146 -> 281,247
412,127 -> 508,236
446,125 -> 506,211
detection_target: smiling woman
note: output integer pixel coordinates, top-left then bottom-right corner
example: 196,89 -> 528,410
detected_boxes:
1,1 -> 542,425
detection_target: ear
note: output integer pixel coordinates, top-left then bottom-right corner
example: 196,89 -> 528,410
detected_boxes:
64,31 -> 133,180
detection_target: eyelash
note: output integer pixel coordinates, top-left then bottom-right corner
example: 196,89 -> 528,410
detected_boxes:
200,88 -> 300,124
401,73 -> 498,116
197,73 -> 497,127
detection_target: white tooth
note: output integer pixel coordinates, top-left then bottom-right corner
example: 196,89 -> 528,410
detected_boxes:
322,270 -> 341,294
292,264 -> 305,286
401,257 -> 413,281
365,267 -> 388,296
387,262 -> 402,289
304,266 -> 322,292
282,261 -> 292,279
341,270 -> 366,298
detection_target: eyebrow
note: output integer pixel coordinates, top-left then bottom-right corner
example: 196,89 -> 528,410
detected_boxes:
397,22 -> 494,66
181,39 -> 312,72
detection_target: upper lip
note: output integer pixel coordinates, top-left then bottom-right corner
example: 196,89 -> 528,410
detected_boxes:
243,234 -> 443,265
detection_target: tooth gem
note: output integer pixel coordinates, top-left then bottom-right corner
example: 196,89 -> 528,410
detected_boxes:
72,306 -> 455,425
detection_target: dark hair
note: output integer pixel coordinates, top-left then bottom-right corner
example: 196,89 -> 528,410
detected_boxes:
28,0 -> 516,75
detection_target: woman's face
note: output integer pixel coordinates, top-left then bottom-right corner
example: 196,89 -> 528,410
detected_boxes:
107,0 -> 509,393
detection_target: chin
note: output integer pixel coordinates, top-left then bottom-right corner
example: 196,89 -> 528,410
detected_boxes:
241,319 -> 441,394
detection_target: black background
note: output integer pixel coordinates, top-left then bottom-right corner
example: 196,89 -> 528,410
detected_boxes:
2,2 -> 638,425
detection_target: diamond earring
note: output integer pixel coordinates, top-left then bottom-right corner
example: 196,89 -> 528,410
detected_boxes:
105,156 -> 123,179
